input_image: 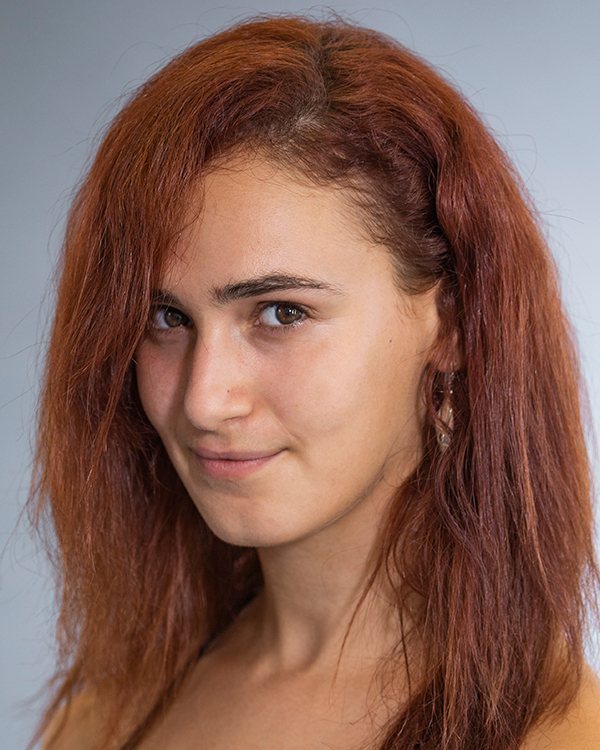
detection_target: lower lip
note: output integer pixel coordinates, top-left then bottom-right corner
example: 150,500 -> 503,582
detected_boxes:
194,451 -> 284,480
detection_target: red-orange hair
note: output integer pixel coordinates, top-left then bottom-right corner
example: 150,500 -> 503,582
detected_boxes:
31,15 -> 598,750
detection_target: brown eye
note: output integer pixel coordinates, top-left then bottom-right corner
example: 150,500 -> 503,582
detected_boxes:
259,303 -> 306,327
275,304 -> 303,325
153,306 -> 191,329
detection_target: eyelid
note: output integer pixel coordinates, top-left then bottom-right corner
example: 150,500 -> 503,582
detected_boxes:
150,303 -> 193,330
254,301 -> 310,330
148,299 -> 312,335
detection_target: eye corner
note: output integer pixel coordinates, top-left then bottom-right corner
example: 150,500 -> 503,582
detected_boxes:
150,304 -> 193,332
254,301 -> 309,332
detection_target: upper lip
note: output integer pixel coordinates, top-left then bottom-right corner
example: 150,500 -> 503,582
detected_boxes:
193,447 -> 283,461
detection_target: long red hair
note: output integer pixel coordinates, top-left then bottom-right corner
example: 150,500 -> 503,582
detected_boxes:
31,15 -> 597,750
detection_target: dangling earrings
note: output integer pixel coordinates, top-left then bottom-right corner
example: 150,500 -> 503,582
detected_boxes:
436,373 -> 455,453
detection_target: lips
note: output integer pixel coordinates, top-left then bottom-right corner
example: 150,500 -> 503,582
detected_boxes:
192,446 -> 285,480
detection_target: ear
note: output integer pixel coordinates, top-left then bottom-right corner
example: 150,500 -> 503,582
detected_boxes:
430,277 -> 463,373
405,279 -> 462,375
435,325 -> 463,373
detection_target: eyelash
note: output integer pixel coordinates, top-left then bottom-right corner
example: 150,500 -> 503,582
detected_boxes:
150,302 -> 309,334
254,302 -> 309,333
150,305 -> 193,331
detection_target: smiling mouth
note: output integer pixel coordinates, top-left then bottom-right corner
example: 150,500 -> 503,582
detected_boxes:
193,449 -> 285,480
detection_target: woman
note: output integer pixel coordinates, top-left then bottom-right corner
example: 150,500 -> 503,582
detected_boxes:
32,15 -> 599,750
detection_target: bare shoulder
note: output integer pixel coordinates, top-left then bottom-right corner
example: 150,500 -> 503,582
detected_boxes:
42,689 -> 99,750
41,686 -> 123,750
521,666 -> 600,750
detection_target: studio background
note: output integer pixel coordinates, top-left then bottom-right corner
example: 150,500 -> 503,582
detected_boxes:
1,1 -> 598,747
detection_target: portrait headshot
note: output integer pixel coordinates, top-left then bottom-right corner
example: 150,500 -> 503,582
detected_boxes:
1,2 -> 599,749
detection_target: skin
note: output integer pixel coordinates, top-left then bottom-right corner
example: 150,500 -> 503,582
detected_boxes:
135,157 -> 439,559
44,154 -> 600,749
131,154 -> 439,747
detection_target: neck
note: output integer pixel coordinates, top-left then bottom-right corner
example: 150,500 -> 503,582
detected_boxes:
243,495 -> 400,674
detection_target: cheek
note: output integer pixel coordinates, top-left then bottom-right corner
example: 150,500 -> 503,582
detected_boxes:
259,330 -> 426,507
135,343 -> 186,434
261,331 -> 411,441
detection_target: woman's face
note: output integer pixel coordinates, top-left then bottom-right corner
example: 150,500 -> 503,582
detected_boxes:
136,156 -> 439,549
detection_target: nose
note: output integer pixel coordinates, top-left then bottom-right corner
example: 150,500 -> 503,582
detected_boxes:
183,331 -> 254,432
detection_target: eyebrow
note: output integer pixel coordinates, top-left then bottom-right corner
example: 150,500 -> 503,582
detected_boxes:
152,289 -> 185,308
152,274 -> 346,310
211,274 -> 345,304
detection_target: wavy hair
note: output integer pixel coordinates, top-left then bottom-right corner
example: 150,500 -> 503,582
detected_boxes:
31,15 -> 597,750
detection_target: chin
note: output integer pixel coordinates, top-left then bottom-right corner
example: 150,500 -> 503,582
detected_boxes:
203,519 -> 303,549
190,499 -> 307,549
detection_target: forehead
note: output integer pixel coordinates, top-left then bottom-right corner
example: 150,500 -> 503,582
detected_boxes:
164,154 -> 395,292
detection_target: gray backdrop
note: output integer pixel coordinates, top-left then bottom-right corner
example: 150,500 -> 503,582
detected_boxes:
1,1 -> 599,747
